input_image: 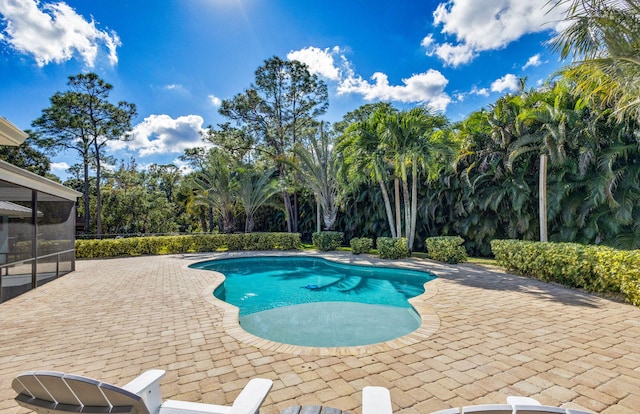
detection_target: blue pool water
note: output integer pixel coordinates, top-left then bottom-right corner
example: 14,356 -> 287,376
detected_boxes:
192,256 -> 436,347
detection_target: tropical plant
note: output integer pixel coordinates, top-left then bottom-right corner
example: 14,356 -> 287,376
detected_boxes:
294,122 -> 340,231
380,107 -> 451,249
219,56 -> 329,233
233,166 -> 281,233
336,103 -> 400,238
549,0 -> 640,121
191,151 -> 239,233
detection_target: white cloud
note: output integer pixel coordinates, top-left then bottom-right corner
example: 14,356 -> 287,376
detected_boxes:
470,85 -> 490,96
455,85 -> 490,103
208,94 -> 222,106
522,53 -> 543,70
287,46 -> 342,81
430,42 -> 477,67
427,0 -> 567,66
50,161 -> 70,172
172,157 -> 195,175
421,34 -> 435,49
491,73 -> 520,93
0,0 -> 120,67
288,45 -> 452,110
110,114 -> 206,157
164,84 -> 185,92
338,69 -> 451,112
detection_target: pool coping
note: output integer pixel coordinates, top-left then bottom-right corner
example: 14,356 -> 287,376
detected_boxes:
197,250 -> 442,356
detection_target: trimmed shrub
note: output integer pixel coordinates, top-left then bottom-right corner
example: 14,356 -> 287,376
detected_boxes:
490,240 -> 594,287
593,248 -> 640,306
312,231 -> 343,251
425,236 -> 467,264
350,237 -> 373,255
75,233 -> 301,258
376,237 -> 409,259
490,239 -> 640,307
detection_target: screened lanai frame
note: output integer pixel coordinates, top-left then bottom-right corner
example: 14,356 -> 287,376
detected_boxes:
0,160 -> 81,303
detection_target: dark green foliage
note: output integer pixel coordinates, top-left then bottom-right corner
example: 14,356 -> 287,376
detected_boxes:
349,237 -> 373,255
33,73 -> 136,235
312,231 -> 343,251
219,56 -> 328,233
0,132 -> 52,177
376,237 -> 409,259
425,236 -> 468,264
75,233 -> 300,258
491,239 -> 640,306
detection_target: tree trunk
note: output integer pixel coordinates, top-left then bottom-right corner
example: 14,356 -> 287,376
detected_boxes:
400,159 -> 411,246
83,158 -> 90,233
222,208 -> 235,233
409,157 -> 418,250
199,206 -> 207,233
316,197 -> 321,233
94,154 -> 102,237
375,164 -> 396,238
293,191 -> 299,233
208,207 -> 215,232
283,190 -> 293,233
539,154 -> 548,242
394,177 -> 402,238
246,213 -> 255,233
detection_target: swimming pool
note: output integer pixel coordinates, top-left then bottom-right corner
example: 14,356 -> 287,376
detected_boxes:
192,256 -> 436,347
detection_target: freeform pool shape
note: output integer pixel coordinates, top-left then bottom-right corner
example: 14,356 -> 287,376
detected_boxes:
192,256 -> 436,347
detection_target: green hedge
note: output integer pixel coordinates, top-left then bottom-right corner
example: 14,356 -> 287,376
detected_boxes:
377,237 -> 409,259
312,231 -> 343,251
425,236 -> 468,264
491,239 -> 640,306
76,233 -> 301,258
350,237 -> 373,255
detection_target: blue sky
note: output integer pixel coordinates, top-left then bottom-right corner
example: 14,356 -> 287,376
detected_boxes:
0,0 -> 569,178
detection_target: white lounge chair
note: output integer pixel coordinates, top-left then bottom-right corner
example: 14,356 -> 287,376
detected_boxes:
362,386 -> 393,414
362,386 -> 593,414
429,402 -> 593,414
12,369 -> 273,414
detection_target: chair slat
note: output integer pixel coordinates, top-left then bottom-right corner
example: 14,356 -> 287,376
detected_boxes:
62,374 -> 110,407
281,405 -> 302,414
11,377 -> 31,397
462,404 -> 514,414
100,382 -> 149,414
35,372 -> 81,405
14,373 -> 54,402
300,406 -> 322,414
515,406 -> 566,414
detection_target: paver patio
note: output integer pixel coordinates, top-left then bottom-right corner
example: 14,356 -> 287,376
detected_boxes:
1,252 -> 639,414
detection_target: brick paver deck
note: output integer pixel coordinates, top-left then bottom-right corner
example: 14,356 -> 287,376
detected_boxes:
1,252 -> 639,413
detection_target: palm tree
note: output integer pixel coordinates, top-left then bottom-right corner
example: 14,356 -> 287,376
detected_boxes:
549,0 -> 640,121
192,151 -> 238,233
336,104 -> 399,237
509,86 -> 582,241
233,166 -> 281,233
380,107 -> 451,249
294,122 -> 340,231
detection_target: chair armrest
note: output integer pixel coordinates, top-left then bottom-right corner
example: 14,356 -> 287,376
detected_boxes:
230,378 -> 273,414
123,369 -> 166,413
363,386 -> 392,414
161,400 -> 231,414
507,396 -> 541,406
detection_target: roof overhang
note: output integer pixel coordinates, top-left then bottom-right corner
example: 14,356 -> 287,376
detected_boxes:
0,116 -> 28,146
0,160 -> 81,202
